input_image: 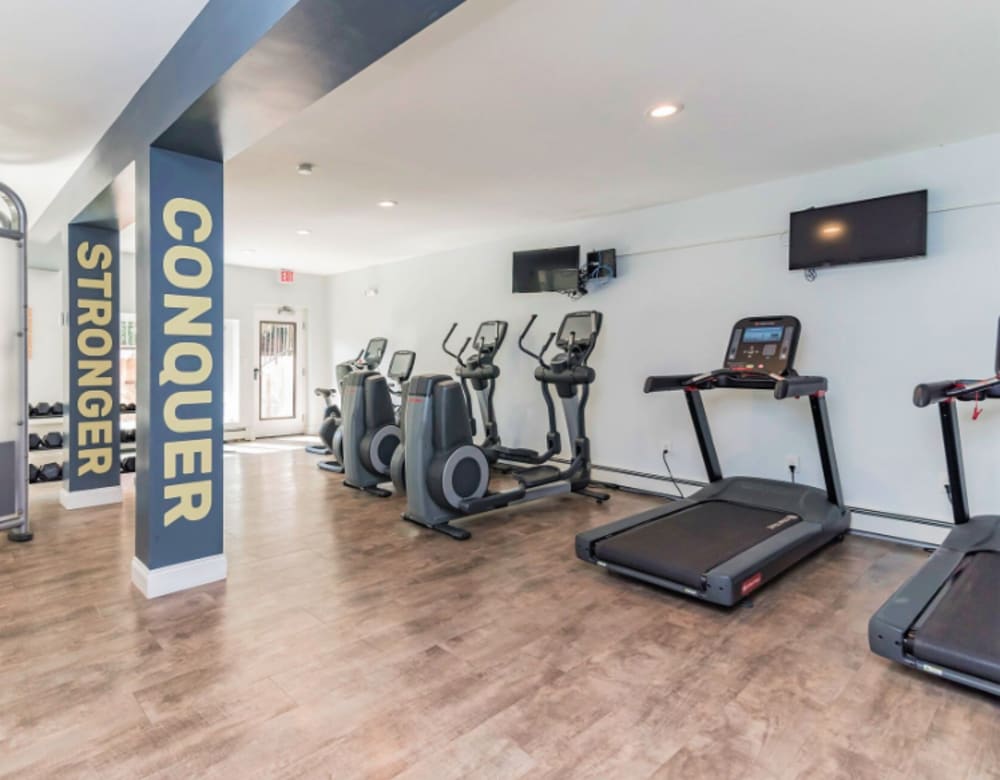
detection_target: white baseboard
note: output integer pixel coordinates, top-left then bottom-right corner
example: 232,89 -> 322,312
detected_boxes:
131,553 -> 228,599
60,485 -> 123,510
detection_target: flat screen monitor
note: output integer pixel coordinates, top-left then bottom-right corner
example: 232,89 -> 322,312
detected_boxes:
512,246 -> 581,293
789,190 -> 927,270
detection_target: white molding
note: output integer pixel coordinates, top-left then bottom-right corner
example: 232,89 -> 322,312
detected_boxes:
131,554 -> 228,599
59,485 -> 123,510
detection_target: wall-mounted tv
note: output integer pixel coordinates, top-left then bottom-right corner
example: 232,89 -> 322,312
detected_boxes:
512,245 -> 581,293
789,190 -> 927,270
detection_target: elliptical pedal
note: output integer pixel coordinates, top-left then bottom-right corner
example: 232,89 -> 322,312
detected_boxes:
515,465 -> 561,488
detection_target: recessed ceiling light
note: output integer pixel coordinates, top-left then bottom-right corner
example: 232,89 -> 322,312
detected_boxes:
296,228 -> 311,236
648,103 -> 683,119
297,163 -> 315,176
378,200 -> 398,208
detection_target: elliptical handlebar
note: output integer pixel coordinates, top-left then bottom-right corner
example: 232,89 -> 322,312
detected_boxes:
518,315 -> 556,370
442,323 -> 471,368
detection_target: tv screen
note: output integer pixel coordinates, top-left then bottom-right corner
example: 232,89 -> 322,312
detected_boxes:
789,190 -> 927,270
513,246 -> 581,293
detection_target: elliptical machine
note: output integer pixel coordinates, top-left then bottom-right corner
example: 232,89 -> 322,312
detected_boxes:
401,311 -> 609,540
315,337 -> 387,472
442,318 -> 562,467
341,350 -> 416,496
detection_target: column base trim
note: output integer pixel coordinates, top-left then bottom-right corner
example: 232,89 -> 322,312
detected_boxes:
60,485 -> 123,510
131,554 -> 227,599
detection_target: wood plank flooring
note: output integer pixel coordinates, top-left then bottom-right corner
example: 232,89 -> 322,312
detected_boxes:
1,439 -> 997,779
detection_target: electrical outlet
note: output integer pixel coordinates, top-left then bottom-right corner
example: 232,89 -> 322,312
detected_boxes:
662,440 -> 672,455
785,455 -> 800,469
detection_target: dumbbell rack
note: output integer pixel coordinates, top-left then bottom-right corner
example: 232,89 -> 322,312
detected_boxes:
28,410 -> 139,484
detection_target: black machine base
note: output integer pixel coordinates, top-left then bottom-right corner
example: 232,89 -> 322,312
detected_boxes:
909,552 -> 1000,685
7,529 -> 33,543
594,501 -> 803,589
402,513 -> 471,541
345,481 -> 393,498
305,445 -> 331,455
318,460 -> 345,473
577,478 -> 849,606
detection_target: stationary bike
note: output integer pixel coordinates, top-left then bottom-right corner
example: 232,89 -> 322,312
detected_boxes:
314,337 -> 387,472
401,311 -> 609,539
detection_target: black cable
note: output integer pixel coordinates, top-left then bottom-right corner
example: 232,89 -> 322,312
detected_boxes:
661,451 -> 685,499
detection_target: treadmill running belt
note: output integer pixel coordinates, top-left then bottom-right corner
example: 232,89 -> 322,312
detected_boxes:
593,501 -> 802,589
911,552 -> 1000,684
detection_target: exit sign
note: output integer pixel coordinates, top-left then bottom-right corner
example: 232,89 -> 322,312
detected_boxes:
279,269 -> 295,284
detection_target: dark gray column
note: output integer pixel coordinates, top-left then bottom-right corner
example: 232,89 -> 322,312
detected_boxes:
132,147 -> 225,597
62,225 -> 121,509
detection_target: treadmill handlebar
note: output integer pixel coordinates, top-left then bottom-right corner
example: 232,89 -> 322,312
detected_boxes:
914,375 -> 1000,407
645,369 -> 827,399
775,375 -> 828,399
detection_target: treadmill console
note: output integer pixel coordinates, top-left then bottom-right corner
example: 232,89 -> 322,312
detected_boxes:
724,316 -> 801,375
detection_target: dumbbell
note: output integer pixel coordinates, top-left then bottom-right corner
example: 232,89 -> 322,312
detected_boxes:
121,429 -> 137,443
29,464 -> 39,483
121,456 -> 136,473
34,402 -> 51,416
38,462 -> 62,482
50,402 -> 64,416
43,432 -> 63,449
29,433 -> 42,450
126,403 -> 137,412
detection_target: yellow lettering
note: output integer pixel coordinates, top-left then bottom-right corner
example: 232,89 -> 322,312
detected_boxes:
77,328 -> 112,357
78,272 -> 113,299
78,359 -> 113,388
164,294 -> 212,336
79,421 -> 112,447
158,343 -> 213,386
164,439 -> 211,480
78,448 -> 112,476
163,198 -> 212,243
164,391 -> 212,433
163,481 -> 212,526
78,390 -> 112,418
76,242 -> 112,271
77,297 -> 112,327
164,245 -> 212,290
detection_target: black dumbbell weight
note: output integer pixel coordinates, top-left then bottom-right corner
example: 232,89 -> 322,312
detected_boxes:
39,462 -> 62,482
43,432 -> 63,449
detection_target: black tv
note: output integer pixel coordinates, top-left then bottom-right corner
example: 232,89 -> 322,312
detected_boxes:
513,246 -> 581,293
789,190 -> 927,270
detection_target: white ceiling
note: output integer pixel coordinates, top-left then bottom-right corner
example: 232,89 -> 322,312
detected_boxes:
0,0 -> 211,224
226,0 -> 1000,275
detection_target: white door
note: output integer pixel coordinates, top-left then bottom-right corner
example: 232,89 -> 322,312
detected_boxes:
253,307 -> 307,437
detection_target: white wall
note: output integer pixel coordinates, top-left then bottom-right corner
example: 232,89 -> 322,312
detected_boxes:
27,268 -> 63,404
223,265 -> 331,432
326,133 -> 1000,540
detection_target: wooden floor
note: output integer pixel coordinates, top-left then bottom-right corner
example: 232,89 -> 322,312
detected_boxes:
1,439 -> 998,779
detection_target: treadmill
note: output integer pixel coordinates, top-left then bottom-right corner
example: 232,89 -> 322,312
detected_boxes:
576,316 -> 850,606
869,320 -> 1000,697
